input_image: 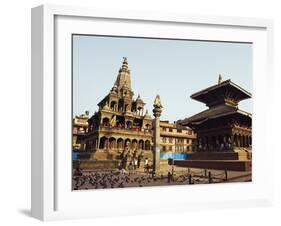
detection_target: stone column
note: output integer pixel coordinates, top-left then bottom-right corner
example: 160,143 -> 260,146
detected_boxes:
152,95 -> 163,175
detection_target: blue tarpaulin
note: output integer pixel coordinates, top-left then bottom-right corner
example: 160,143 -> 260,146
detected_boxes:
160,152 -> 191,160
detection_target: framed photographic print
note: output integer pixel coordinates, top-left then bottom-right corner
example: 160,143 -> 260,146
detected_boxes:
31,4 -> 274,221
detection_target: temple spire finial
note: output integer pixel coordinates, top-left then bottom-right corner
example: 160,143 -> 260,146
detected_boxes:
218,74 -> 223,84
122,57 -> 128,70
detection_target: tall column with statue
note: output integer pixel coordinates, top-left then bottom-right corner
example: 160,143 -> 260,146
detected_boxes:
152,95 -> 163,175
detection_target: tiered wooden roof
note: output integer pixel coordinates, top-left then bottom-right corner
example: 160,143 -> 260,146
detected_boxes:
181,78 -> 252,127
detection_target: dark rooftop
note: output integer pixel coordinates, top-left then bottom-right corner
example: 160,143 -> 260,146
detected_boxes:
190,79 -> 252,106
181,104 -> 252,126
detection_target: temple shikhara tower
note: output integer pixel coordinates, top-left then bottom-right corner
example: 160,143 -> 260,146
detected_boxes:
83,57 -> 154,160
181,75 -> 252,157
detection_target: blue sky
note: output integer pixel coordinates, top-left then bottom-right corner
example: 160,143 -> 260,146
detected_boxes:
73,35 -> 252,122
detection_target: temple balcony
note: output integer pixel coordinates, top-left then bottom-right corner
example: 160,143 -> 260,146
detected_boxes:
106,109 -> 145,118
98,125 -> 153,137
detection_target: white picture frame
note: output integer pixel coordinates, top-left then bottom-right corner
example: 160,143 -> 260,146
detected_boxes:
31,4 -> 274,221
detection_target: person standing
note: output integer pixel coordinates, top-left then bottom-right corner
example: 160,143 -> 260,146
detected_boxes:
171,166 -> 174,182
144,158 -> 149,174
167,171 -> 171,183
128,161 -> 133,176
134,157 -> 138,173
137,155 -> 142,168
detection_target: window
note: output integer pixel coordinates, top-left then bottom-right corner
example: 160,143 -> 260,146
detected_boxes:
169,128 -> 173,132
177,129 -> 182,133
169,146 -> 172,151
169,138 -> 173,143
176,138 -> 184,143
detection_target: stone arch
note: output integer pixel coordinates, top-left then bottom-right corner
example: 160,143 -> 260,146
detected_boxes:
109,137 -> 116,149
132,139 -> 138,150
118,99 -> 124,112
124,138 -> 131,148
99,136 -> 109,149
116,115 -> 125,128
102,117 -> 110,126
117,138 -> 124,149
145,140 -> 151,150
110,101 -> 117,111
133,118 -> 142,130
138,139 -> 144,150
126,121 -> 132,129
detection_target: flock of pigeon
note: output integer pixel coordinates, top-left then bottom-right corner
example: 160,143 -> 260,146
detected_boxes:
72,170 -> 211,190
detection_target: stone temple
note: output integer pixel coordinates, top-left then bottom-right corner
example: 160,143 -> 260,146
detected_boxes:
83,57 -> 154,160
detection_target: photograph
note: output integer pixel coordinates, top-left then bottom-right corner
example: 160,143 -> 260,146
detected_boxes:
71,35 -> 252,190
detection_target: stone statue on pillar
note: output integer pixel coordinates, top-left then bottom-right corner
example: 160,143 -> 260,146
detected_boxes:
152,95 -> 163,175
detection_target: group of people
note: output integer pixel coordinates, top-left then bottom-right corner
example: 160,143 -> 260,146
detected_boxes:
119,150 -> 151,175
120,155 -> 150,175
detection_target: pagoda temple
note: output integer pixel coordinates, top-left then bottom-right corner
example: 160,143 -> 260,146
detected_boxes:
180,75 -> 252,155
